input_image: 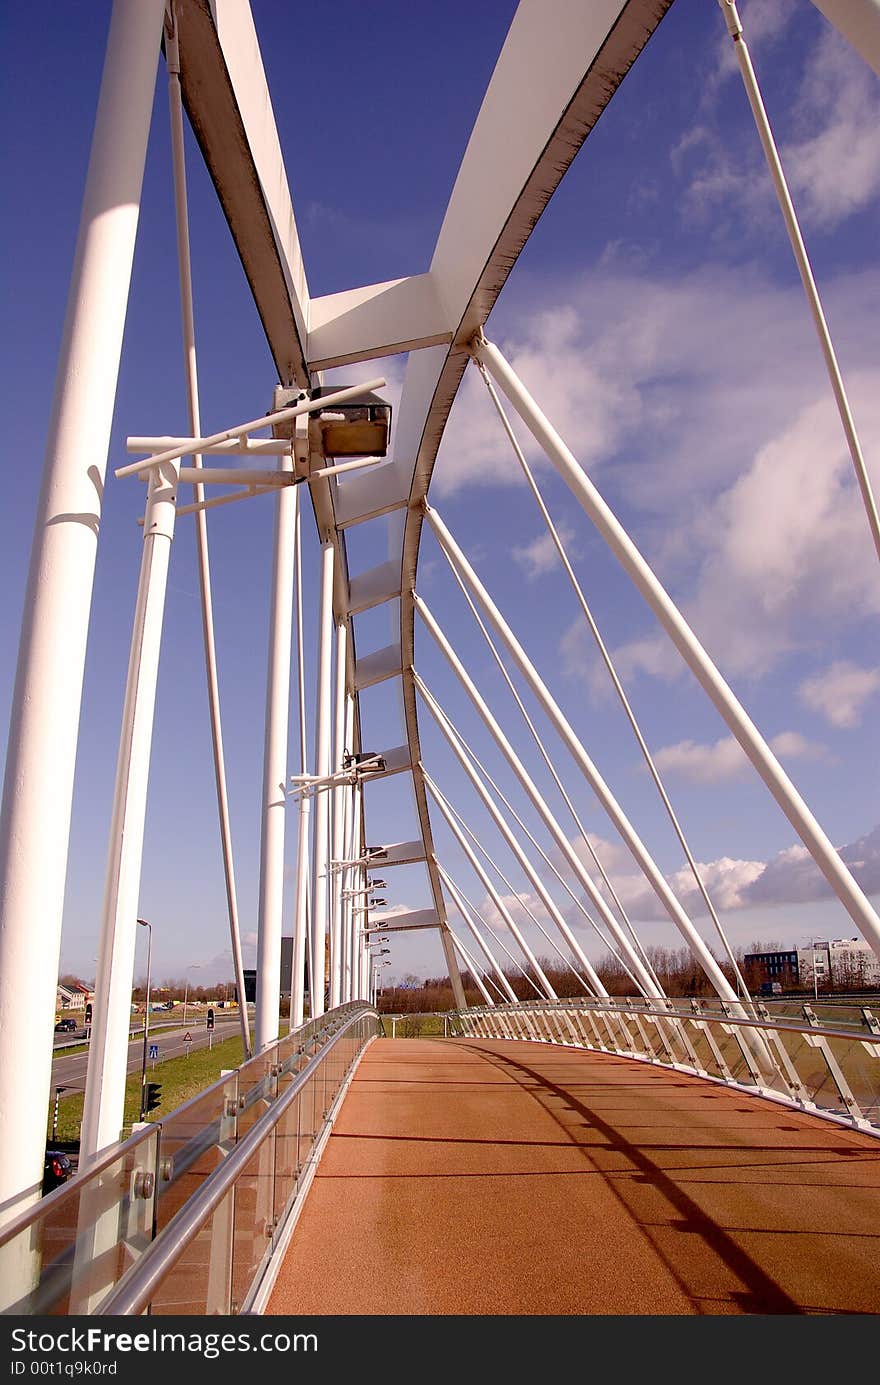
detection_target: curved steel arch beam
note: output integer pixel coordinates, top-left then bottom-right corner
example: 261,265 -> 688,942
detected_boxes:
395,0 -> 673,963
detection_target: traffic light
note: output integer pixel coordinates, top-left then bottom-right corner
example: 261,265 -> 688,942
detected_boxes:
145,1082 -> 161,1113
84,1002 -> 92,1025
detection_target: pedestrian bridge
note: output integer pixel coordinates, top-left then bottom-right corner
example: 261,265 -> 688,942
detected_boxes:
3,1001 -> 879,1317
3,1 -> 880,1317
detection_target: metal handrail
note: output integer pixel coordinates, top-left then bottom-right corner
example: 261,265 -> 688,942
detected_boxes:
470,998 -> 880,1046
97,1005 -> 374,1315
454,998 -> 880,1136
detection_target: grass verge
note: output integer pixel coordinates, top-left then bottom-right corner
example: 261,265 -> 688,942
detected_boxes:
48,1033 -> 248,1144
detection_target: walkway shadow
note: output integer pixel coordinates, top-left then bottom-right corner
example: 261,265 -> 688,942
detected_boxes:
464,1042 -> 816,1314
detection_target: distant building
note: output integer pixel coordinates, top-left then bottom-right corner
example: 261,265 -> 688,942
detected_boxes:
56,980 -> 92,1012
827,938 -> 880,987
744,949 -> 799,990
795,943 -> 830,989
796,939 -> 879,989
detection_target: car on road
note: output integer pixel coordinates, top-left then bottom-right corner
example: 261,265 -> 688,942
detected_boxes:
43,1150 -> 73,1194
54,1018 -> 77,1033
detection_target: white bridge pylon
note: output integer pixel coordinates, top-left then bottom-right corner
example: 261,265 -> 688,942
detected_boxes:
0,0 -> 878,1239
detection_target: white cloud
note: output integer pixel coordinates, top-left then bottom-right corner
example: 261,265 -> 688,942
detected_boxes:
513,522 -> 577,580
558,823 -> 879,923
601,373 -> 880,683
799,660 -> 880,728
676,15 -> 880,236
653,731 -> 825,783
785,29 -> 880,230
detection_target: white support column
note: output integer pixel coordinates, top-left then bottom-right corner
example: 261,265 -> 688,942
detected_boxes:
341,715 -> 356,1001
81,461 -> 179,1164
422,514 -> 752,1004
414,662 -> 634,998
311,543 -> 335,1019
329,623 -> 348,1008
436,862 -> 520,1003
474,335 -> 880,965
342,775 -> 360,1001
0,0 -> 165,1226
291,487 -> 309,1030
255,460 -> 296,1054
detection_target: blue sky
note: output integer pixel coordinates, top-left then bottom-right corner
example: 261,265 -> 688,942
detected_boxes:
1,0 -> 878,989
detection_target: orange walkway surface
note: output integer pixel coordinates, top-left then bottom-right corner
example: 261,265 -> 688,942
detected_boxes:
266,1038 -> 880,1316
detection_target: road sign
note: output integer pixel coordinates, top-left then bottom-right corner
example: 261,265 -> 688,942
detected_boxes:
183,1031 -> 192,1044
148,1043 -> 159,1060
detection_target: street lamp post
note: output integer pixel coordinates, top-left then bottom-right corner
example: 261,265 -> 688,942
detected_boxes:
182,963 -> 201,1028
137,918 -> 152,1120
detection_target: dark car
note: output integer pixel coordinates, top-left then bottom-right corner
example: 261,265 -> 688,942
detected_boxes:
54,1018 -> 77,1033
43,1150 -> 73,1194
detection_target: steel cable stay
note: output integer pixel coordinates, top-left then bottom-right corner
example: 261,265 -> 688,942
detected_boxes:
445,928 -> 500,1007
420,511 -> 778,1016
414,606 -> 663,999
473,357 -> 751,1001
435,858 -> 540,1000
471,335 -> 880,967
424,745 -> 621,993
414,670 -> 643,998
437,530 -> 663,994
426,770 -> 594,995
426,772 -> 581,997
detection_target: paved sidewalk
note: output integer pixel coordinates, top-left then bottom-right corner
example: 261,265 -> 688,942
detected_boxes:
266,1038 -> 880,1315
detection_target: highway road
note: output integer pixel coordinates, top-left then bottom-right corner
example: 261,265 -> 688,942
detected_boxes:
50,1013 -> 245,1094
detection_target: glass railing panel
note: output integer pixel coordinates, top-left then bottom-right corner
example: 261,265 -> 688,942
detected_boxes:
827,1033 -> 880,1125
229,1138 -> 276,1315
154,1073 -> 238,1235
705,1020 -> 754,1087
147,1186 -> 236,1316
0,1126 -> 159,1317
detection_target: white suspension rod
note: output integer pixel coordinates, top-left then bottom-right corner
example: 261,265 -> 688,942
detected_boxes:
436,862 -> 520,1002
426,775 -> 593,991
420,682 -> 642,996
720,0 -> 880,566
424,509 -> 757,1004
167,32 -> 250,1055
428,793 -> 546,999
114,379 -> 386,480
440,535 -> 662,993
414,667 -> 613,997
427,778 -> 553,999
473,368 -> 743,999
127,435 -> 291,455
447,930 -> 496,1007
473,335 -> 880,965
